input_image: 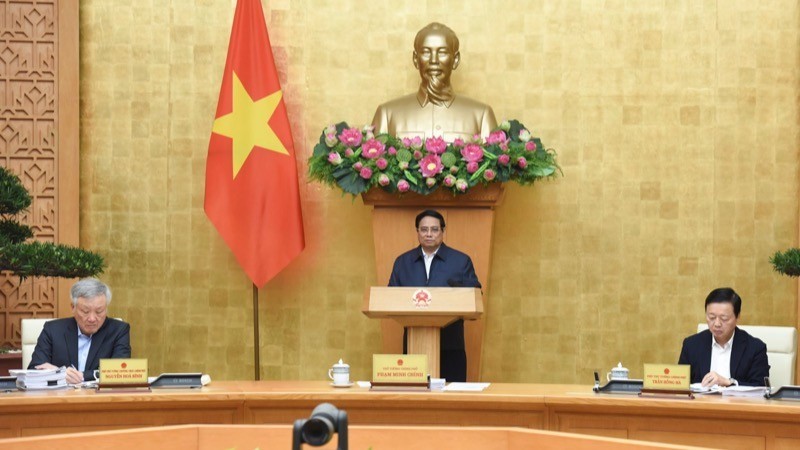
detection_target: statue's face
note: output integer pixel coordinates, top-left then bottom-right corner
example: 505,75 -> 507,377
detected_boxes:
413,32 -> 460,87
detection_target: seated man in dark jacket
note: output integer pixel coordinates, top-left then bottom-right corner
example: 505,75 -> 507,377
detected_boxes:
29,277 -> 131,383
678,287 -> 769,387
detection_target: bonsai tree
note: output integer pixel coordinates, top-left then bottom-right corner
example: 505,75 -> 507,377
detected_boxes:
770,248 -> 800,278
0,167 -> 104,279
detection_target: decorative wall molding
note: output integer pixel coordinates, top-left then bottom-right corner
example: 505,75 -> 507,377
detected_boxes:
0,0 -> 78,348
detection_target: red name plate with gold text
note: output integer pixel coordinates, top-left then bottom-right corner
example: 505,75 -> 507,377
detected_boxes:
99,359 -> 148,384
372,354 -> 427,384
643,364 -> 690,390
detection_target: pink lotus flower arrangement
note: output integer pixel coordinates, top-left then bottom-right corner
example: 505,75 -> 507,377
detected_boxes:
308,120 -> 560,196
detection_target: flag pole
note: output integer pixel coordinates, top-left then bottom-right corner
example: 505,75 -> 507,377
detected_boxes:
253,282 -> 260,380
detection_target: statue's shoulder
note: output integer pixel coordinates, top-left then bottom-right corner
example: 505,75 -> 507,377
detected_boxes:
453,95 -> 494,112
376,93 -> 419,111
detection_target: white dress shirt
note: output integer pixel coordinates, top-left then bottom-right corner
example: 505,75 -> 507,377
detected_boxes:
709,331 -> 735,380
77,329 -> 93,372
422,246 -> 440,279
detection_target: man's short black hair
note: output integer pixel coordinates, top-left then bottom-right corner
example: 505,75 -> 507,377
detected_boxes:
415,209 -> 445,229
704,287 -> 742,318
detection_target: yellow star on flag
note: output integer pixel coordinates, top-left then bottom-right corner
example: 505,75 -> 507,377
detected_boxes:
212,71 -> 288,177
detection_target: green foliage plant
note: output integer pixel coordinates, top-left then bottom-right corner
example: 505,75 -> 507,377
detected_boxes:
0,167 -> 104,280
771,248 -> 800,278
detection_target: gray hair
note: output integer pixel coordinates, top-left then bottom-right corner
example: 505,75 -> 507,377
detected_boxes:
70,278 -> 112,305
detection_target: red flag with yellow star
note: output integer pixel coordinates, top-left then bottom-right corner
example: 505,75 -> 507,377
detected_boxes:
205,0 -> 304,287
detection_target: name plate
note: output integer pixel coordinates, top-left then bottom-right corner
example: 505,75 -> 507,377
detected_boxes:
150,373 -> 203,388
372,354 -> 427,384
643,364 -> 690,390
99,358 -> 148,384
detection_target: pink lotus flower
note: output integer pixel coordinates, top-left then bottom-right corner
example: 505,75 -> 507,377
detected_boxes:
359,167 -> 373,179
401,136 -> 423,150
461,144 -> 484,163
426,177 -> 436,188
399,161 -> 409,170
499,142 -> 509,151
353,161 -> 363,171
518,129 -> 532,142
378,173 -> 390,186
338,127 -> 363,147
486,130 -> 507,145
327,152 -> 343,166
443,175 -> 456,187
376,158 -> 388,170
397,179 -> 410,192
452,138 -> 466,148
483,169 -> 496,181
388,146 -> 397,156
498,154 -> 510,166
466,161 -> 479,173
517,157 -> 528,169
419,154 -> 443,177
361,139 -> 386,159
525,141 -> 537,151
424,136 -> 447,154
455,179 -> 468,192
344,148 -> 354,157
325,133 -> 338,147
413,150 -> 423,160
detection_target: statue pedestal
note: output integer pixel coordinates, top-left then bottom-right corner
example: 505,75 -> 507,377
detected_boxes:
362,184 -> 503,381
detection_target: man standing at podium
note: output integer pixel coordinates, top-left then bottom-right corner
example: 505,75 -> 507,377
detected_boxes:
389,209 -> 480,382
29,278 -> 131,384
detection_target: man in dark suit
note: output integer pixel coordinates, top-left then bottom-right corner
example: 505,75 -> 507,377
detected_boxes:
678,287 -> 769,387
29,278 -> 131,383
389,209 -> 480,382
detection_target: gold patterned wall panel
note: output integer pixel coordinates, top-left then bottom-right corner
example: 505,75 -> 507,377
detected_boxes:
80,0 -> 798,383
0,0 -> 78,349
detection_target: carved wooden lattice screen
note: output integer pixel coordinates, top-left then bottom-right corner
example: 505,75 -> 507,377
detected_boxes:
0,0 -> 79,348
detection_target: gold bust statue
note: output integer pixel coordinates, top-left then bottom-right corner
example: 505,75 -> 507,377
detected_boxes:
371,22 -> 498,142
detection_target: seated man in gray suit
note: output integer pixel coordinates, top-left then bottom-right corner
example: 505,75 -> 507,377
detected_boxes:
29,277 -> 131,383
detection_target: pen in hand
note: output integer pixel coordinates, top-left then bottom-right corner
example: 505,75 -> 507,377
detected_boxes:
66,364 -> 84,385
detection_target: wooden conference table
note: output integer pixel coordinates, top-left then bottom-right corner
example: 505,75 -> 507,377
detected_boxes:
1,381 -> 799,450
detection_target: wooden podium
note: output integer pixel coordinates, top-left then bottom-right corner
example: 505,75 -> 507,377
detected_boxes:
363,286 -> 483,378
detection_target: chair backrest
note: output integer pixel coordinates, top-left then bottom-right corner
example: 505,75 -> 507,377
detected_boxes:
697,323 -> 797,387
21,318 -> 55,369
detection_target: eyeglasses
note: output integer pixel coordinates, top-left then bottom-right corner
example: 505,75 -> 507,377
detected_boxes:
417,227 -> 441,234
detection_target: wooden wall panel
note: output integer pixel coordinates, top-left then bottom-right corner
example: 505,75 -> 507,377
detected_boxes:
0,0 -> 79,348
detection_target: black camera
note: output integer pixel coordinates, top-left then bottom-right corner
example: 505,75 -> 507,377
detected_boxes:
292,403 -> 348,450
